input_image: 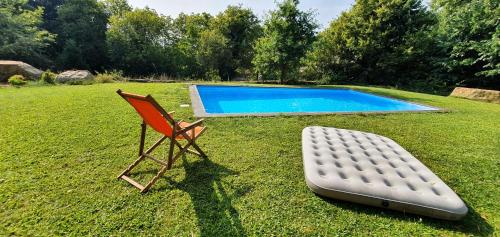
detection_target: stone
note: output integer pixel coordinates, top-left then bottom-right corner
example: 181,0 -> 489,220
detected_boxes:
450,87 -> 500,104
0,60 -> 43,82
55,70 -> 94,84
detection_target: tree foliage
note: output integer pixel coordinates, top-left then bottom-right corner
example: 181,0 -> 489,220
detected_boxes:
253,0 -> 317,84
305,0 -> 438,89
27,0 -> 65,67
196,30 -> 231,80
0,0 -> 55,66
173,13 -> 213,78
1,0 -> 498,90
27,0 -> 65,32
102,0 -> 131,17
211,5 -> 261,79
55,0 -> 108,70
432,0 -> 499,89
172,7 -> 261,80
107,8 -> 178,76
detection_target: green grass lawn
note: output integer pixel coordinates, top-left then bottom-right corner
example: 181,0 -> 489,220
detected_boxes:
1,83 -> 499,236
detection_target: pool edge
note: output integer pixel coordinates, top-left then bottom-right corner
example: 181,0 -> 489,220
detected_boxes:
189,85 -> 209,118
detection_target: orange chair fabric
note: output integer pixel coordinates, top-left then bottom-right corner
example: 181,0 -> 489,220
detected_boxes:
177,121 -> 204,139
125,97 -> 173,136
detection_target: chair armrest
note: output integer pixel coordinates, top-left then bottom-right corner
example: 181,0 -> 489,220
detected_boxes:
173,120 -> 184,130
177,119 -> 204,134
163,111 -> 176,123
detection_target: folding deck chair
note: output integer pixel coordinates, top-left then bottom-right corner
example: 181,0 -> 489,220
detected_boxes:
116,89 -> 207,193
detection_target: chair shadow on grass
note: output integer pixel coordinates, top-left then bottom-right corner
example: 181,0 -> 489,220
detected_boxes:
163,156 -> 248,237
317,195 -> 493,236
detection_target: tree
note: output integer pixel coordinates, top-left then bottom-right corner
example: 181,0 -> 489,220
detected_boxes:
55,0 -> 108,70
253,0 -> 317,84
173,13 -> 213,78
196,29 -> 231,80
107,8 -> 178,76
432,0 -> 499,89
102,0 -> 131,17
0,0 -> 55,66
211,5 -> 261,79
175,12 -> 212,40
305,0 -> 438,89
27,0 -> 65,66
27,0 -> 65,33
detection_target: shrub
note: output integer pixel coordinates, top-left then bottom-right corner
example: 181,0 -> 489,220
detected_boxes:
8,75 -> 27,86
94,70 -> 125,83
39,70 -> 57,84
94,74 -> 115,83
204,69 -> 222,81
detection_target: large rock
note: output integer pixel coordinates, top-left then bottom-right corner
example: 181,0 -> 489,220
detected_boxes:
56,70 -> 94,84
0,61 -> 43,82
450,87 -> 500,104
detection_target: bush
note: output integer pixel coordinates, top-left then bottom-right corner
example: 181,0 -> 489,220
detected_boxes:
94,74 -> 115,83
39,70 -> 57,84
8,75 -> 27,86
204,69 -> 222,81
94,71 -> 125,83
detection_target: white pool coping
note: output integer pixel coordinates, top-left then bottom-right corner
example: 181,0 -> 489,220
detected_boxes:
189,85 -> 444,118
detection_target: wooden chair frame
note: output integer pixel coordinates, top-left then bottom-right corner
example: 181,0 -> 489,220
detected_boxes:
116,89 -> 207,193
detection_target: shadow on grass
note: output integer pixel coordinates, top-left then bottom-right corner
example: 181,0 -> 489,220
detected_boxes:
318,195 -> 493,236
166,157 -> 248,237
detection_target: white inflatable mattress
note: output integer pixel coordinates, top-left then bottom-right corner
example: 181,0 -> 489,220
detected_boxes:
302,126 -> 467,220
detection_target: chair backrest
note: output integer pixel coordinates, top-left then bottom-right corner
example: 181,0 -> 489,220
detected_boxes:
117,89 -> 174,136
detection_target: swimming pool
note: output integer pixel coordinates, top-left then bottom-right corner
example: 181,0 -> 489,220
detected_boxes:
190,85 -> 439,117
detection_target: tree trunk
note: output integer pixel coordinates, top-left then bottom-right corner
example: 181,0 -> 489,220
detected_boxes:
280,64 -> 286,84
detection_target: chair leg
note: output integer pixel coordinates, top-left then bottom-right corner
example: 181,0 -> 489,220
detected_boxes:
138,122 -> 146,156
174,139 -> 202,157
117,135 -> 169,190
191,142 -> 207,158
117,154 -> 145,178
118,123 -> 147,178
144,135 -> 169,155
167,136 -> 176,170
141,166 -> 168,193
141,137 -> 177,192
171,139 -> 196,164
118,127 -> 207,192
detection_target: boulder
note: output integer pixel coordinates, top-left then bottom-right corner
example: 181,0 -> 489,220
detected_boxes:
56,70 -> 94,84
0,61 -> 43,82
450,87 -> 500,104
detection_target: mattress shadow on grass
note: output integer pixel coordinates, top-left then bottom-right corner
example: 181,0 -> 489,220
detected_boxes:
164,156 -> 248,237
317,195 -> 493,236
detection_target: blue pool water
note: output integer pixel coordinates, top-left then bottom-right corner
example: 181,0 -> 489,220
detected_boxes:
195,85 -> 437,115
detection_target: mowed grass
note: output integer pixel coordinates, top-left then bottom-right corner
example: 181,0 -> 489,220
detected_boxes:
0,83 -> 498,236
